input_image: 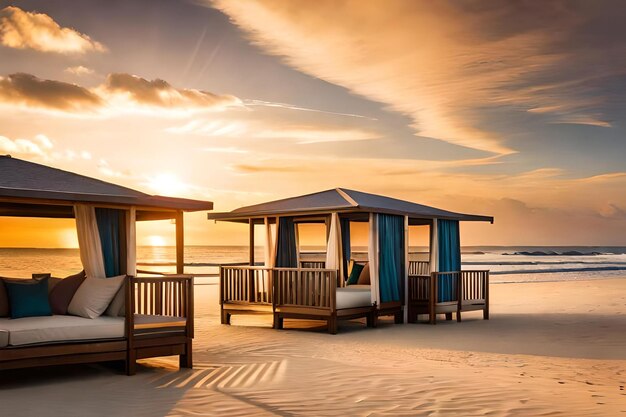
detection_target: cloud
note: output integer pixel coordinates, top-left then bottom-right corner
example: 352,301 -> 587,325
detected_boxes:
99,73 -> 241,111
0,6 -> 106,54
166,118 -> 379,144
0,73 -> 102,111
211,1 -> 626,155
243,99 -> 376,120
65,66 -> 95,76
0,133 -> 92,162
0,72 -> 241,115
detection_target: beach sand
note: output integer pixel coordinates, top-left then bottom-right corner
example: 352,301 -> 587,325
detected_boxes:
1,278 -> 624,416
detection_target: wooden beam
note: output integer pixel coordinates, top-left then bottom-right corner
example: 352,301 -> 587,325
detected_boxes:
175,211 -> 184,274
249,219 -> 255,266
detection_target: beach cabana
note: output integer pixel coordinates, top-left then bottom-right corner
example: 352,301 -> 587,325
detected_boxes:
0,155 -> 213,374
210,188 -> 493,334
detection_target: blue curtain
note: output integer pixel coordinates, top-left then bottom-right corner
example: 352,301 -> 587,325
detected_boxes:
340,218 -> 351,281
437,219 -> 461,302
378,214 -> 404,303
275,217 -> 298,267
95,208 -> 124,277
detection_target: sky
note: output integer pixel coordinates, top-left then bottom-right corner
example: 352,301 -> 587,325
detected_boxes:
0,0 -> 625,247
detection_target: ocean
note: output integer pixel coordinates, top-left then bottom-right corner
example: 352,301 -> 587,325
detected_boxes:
1,246 -> 626,284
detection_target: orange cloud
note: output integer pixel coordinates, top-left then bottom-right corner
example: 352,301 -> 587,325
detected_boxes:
0,72 -> 241,115
100,73 -> 241,111
64,65 -> 94,76
211,1 -> 617,155
0,6 -> 106,54
0,73 -> 102,111
0,133 -> 92,163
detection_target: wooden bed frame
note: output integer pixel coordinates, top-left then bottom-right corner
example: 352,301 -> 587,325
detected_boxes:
408,270 -> 489,324
0,275 -> 194,375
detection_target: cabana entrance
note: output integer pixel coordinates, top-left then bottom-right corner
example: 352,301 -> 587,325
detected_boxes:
210,188 -> 492,333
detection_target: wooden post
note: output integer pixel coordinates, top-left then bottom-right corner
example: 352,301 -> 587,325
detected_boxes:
175,211 -> 184,274
483,271 -> 490,320
249,219 -> 255,266
457,272 -> 463,322
429,272 -> 437,324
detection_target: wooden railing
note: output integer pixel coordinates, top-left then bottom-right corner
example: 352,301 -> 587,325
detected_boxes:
408,260 -> 430,276
408,270 -> 489,323
273,268 -> 337,310
220,266 -> 273,305
460,270 -> 489,304
299,260 -> 326,269
408,274 -> 431,304
131,275 -> 194,317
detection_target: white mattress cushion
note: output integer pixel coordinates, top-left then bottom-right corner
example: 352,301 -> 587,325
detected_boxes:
336,286 -> 372,309
0,329 -> 8,348
0,315 -> 124,346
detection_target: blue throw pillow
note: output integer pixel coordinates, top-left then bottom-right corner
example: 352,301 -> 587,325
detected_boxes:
4,277 -> 52,319
347,262 -> 364,285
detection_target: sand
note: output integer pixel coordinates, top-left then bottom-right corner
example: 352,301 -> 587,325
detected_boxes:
1,278 -> 625,416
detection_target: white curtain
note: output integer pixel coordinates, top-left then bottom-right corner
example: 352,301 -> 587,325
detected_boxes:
126,207 -> 137,276
429,218 -> 439,273
74,204 -> 106,278
368,213 -> 380,305
325,213 -> 343,277
264,217 -> 277,268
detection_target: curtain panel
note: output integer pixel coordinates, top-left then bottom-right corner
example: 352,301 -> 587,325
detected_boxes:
340,217 -> 351,281
95,208 -> 126,278
377,213 -> 404,304
437,219 -> 461,302
74,204 -> 106,278
275,217 -> 298,268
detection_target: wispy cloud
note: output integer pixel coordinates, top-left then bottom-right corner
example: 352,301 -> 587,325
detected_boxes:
0,133 -> 92,162
166,119 -> 380,144
64,65 -> 95,76
243,99 -> 376,120
211,1 -> 625,155
0,6 -> 106,54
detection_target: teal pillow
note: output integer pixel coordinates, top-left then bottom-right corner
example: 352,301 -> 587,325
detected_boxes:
4,277 -> 52,319
347,262 -> 364,285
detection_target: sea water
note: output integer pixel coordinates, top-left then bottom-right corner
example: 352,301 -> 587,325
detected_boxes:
1,246 -> 625,284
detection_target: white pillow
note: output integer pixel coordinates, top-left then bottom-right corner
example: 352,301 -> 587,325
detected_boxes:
68,275 -> 126,319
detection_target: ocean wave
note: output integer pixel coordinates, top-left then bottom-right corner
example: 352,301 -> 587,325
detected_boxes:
490,266 -> 626,275
463,260 -> 626,266
502,250 -> 602,256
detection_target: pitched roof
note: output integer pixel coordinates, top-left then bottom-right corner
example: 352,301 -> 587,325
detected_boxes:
208,188 -> 492,222
0,155 -> 213,211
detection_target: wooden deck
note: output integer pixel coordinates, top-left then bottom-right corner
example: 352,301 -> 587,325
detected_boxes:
220,263 -> 489,332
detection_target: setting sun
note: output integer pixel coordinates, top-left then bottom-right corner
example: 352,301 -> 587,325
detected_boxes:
144,173 -> 189,198
147,235 -> 167,247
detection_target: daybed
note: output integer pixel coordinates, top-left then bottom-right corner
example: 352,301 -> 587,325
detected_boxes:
0,274 -> 193,375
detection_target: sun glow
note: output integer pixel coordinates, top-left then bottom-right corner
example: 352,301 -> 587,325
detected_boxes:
144,173 -> 188,197
148,235 -> 167,247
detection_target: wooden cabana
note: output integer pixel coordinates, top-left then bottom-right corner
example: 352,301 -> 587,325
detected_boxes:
210,188 -> 493,334
0,155 -> 213,373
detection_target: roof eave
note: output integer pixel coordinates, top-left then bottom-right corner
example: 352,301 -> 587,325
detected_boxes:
0,188 -> 213,211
